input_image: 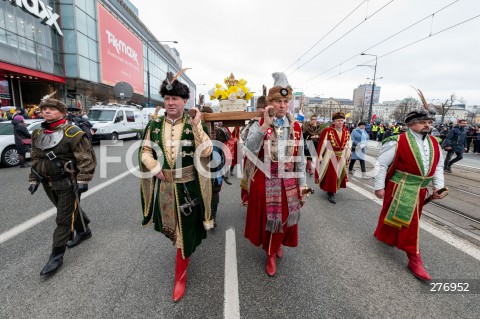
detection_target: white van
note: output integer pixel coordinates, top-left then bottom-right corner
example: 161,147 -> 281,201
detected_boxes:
88,104 -> 143,142
141,107 -> 165,128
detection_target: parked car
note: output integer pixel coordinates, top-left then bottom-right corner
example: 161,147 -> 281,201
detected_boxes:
0,119 -> 43,167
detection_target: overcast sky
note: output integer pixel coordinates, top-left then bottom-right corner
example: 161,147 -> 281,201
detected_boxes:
132,0 -> 480,105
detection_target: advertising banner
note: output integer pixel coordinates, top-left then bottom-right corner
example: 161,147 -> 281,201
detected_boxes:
97,3 -> 144,95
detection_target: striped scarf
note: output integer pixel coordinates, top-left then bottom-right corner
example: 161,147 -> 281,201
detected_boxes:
265,162 -> 301,233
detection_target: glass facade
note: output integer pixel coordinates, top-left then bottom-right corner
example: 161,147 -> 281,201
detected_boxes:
144,44 -> 169,104
0,0 -> 63,76
0,0 -> 195,109
61,0 -> 99,82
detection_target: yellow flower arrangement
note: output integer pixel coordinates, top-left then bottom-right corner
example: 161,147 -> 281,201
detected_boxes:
209,73 -> 254,101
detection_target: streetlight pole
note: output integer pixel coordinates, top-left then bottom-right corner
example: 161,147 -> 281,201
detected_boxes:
145,40 -> 178,107
360,53 -> 377,123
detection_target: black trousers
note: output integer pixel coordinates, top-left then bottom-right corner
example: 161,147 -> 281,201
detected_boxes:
43,182 -> 90,248
444,150 -> 463,168
349,159 -> 366,172
466,138 -> 473,152
211,181 -> 222,219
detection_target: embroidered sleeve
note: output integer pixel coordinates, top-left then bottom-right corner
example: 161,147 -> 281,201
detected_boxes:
192,122 -> 213,157
141,128 -> 161,173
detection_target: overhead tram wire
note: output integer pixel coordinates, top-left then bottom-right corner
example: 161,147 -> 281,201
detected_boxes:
289,0 -> 395,75
378,13 -> 480,60
306,13 -> 480,88
306,0 -> 463,84
284,0 -> 367,73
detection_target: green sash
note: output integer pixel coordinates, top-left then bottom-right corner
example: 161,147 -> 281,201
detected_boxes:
384,170 -> 432,229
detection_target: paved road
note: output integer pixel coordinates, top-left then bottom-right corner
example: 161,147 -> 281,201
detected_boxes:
362,141 -> 480,246
1,140 -> 479,318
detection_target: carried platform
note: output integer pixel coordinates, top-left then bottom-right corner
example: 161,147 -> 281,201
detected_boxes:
201,111 -> 263,135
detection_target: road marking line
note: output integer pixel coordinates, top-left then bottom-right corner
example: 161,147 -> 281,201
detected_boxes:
224,228 -> 240,319
351,177 -> 375,189
456,163 -> 480,170
0,168 -> 137,245
347,182 -> 480,261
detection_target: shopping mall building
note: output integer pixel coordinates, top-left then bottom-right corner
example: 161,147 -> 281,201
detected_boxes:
0,0 -> 196,111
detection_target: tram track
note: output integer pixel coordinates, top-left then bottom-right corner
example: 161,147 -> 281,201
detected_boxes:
349,173 -> 480,246
359,145 -> 480,245
446,185 -> 480,198
430,202 -> 480,225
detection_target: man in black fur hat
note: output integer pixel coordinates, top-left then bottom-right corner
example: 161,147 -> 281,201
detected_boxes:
139,70 -> 213,302
374,103 -> 446,281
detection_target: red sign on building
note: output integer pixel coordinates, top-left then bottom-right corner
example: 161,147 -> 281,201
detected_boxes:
97,3 -> 144,95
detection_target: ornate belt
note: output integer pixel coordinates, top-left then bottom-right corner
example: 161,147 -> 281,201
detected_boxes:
162,165 -> 196,183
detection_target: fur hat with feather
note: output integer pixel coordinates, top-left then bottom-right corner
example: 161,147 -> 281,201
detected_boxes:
405,87 -> 436,124
160,68 -> 191,99
39,91 -> 68,114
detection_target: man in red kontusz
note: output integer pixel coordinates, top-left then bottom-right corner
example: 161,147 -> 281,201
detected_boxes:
243,72 -> 309,277
374,108 -> 445,281
314,112 -> 352,204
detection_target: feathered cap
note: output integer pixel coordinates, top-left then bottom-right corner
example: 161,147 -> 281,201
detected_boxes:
160,68 -> 191,99
405,87 -> 436,124
332,112 -> 346,120
256,85 -> 267,109
267,72 -> 293,102
39,91 -> 67,114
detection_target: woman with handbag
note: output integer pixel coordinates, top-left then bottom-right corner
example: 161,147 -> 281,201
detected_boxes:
12,115 -> 31,168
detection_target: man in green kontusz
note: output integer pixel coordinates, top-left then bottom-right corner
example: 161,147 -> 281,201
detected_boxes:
139,70 -> 213,302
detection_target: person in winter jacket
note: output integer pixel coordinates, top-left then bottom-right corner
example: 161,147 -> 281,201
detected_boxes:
348,121 -> 370,178
12,115 -> 31,167
443,119 -> 468,173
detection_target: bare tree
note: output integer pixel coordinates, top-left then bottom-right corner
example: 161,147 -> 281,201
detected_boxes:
466,111 -> 478,124
434,93 -> 463,123
353,101 -> 369,122
392,97 -> 419,123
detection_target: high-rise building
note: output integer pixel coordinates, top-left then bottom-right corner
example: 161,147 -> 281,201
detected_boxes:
353,84 -> 381,106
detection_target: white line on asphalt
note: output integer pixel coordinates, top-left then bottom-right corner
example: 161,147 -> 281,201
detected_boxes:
0,167 -> 137,245
457,163 -> 480,170
224,228 -> 240,319
351,177 -> 375,189
347,182 -> 480,261
347,182 -> 382,205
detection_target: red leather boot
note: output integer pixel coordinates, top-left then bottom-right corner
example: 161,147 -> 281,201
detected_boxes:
276,246 -> 284,258
407,252 -> 431,281
266,253 -> 276,277
306,159 -> 312,175
173,248 -> 189,302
